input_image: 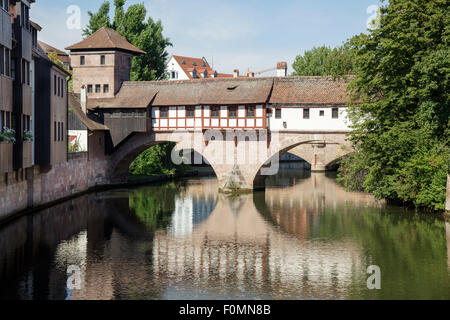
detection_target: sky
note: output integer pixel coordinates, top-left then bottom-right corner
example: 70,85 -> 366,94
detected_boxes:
31,0 -> 383,76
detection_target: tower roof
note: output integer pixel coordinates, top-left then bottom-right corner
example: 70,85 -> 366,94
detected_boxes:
65,27 -> 146,55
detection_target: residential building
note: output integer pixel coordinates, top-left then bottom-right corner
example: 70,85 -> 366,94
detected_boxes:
38,40 -> 71,68
166,55 -> 232,80
0,0 -> 69,175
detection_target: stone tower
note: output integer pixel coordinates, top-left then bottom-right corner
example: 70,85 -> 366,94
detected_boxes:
66,27 -> 145,99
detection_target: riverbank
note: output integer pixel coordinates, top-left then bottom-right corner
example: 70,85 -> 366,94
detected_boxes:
0,167 -> 210,228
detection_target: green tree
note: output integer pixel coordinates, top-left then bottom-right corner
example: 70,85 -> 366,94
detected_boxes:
83,0 -> 172,81
130,143 -> 189,176
338,0 -> 450,211
292,46 -> 332,76
292,45 -> 354,77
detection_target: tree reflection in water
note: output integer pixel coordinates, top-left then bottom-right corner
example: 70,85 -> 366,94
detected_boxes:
0,169 -> 449,300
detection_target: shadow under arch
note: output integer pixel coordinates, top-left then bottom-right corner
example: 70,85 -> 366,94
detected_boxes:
108,132 -> 218,182
324,151 -> 355,171
251,140 -> 319,189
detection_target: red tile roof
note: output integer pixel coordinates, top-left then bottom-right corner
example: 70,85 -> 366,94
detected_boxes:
269,77 -> 350,105
38,41 -> 71,65
172,55 -> 232,79
69,93 -> 109,131
87,77 -> 350,109
65,27 -> 146,55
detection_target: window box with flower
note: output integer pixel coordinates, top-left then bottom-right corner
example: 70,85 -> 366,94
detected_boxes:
0,128 -> 16,143
23,130 -> 33,141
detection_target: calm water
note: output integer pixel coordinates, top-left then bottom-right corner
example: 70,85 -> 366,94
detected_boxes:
1,165 -> 449,300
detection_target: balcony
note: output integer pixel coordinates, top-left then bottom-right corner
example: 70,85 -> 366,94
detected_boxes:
0,142 -> 13,173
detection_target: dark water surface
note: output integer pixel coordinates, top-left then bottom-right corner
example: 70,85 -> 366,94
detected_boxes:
1,165 -> 449,300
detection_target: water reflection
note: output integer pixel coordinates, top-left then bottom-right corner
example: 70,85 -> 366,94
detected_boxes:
0,167 -> 449,300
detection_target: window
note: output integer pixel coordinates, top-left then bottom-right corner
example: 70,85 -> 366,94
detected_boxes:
54,75 -> 57,95
22,60 -> 30,85
11,59 -> 15,80
5,48 -> 10,77
0,111 -> 3,132
275,109 -> 282,119
61,78 -> 64,97
87,85 -> 93,93
21,3 -> 29,29
23,115 -> 31,134
6,111 -> 10,128
246,106 -> 255,118
32,29 -> 37,47
57,77 -> 61,96
1,0 -> 9,11
160,107 -> 168,118
61,123 -> 64,141
95,84 -> 101,93
100,55 -> 105,65
332,108 -> 339,119
303,108 -> 310,119
211,107 -> 219,118
229,107 -> 237,118
0,111 -> 12,132
187,107 -> 195,118
0,46 -> 4,75
320,110 -> 325,117
103,84 -> 109,93
54,122 -> 57,141
80,56 -> 85,65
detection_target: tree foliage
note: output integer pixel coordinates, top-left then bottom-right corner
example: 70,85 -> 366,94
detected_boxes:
130,143 -> 188,176
292,45 -> 354,77
83,0 -> 172,81
337,0 -> 450,211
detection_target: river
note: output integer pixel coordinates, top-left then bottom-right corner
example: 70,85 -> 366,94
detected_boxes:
1,164 -> 449,300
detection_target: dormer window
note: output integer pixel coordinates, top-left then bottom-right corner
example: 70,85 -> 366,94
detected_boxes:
192,62 -> 197,66
181,60 -> 186,65
100,55 -> 105,65
80,56 -> 85,65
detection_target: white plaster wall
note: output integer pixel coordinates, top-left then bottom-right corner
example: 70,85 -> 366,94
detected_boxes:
166,56 -> 190,80
268,107 -> 351,131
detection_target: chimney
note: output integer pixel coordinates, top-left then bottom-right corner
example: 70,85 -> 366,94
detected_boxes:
277,61 -> 288,77
233,69 -> 240,78
80,85 -> 87,113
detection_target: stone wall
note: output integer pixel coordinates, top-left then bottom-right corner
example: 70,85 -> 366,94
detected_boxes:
0,152 -> 110,223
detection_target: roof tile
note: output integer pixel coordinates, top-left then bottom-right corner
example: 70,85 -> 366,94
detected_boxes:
65,27 -> 146,55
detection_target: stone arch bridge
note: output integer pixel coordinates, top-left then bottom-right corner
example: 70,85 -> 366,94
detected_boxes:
81,76 -> 354,193
107,130 -> 352,193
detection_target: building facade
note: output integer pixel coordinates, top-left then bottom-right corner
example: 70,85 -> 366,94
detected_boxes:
66,27 -> 145,99
0,0 -> 69,174
166,55 -> 232,80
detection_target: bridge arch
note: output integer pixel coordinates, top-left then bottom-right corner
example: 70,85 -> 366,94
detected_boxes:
108,132 -> 219,183
107,131 -> 353,193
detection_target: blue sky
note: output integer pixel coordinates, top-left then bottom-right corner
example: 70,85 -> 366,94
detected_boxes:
31,0 -> 383,75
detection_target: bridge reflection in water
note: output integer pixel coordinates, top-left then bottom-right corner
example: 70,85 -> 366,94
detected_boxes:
0,168 -> 449,300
